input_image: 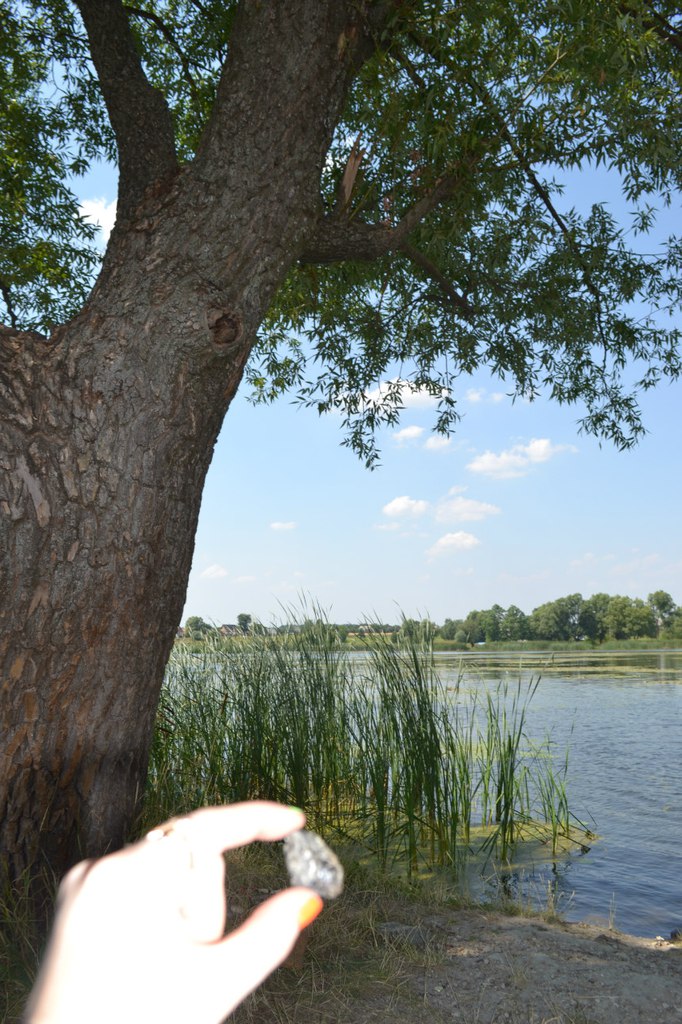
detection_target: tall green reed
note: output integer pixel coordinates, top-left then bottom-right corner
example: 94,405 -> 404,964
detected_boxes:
145,614 -> 586,876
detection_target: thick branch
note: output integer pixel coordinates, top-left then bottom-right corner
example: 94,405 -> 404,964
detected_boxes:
306,155 -> 476,315
391,46 -> 428,91
392,172 -> 462,240
301,168 -> 463,264
75,0 -> 178,221
300,218 -> 395,264
195,2 -> 401,190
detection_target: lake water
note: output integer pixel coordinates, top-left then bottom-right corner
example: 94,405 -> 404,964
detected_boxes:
434,650 -> 682,939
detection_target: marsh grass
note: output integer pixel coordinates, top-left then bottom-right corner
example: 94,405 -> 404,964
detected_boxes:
2,619 -> 589,1020
0,869 -> 49,1023
145,614 -> 588,877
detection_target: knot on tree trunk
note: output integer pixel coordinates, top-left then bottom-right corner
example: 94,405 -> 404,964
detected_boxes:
206,307 -> 243,349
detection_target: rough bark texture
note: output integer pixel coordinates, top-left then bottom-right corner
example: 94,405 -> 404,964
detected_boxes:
0,0 -> 383,884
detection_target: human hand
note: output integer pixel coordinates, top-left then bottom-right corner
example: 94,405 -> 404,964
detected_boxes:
24,802 -> 322,1024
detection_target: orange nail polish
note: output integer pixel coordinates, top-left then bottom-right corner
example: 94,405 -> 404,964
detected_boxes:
298,894 -> 323,930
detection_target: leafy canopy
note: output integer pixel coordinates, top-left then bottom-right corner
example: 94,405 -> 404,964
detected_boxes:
1,0 -> 681,462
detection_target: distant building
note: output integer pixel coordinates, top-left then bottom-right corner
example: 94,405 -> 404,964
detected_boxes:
219,624 -> 241,636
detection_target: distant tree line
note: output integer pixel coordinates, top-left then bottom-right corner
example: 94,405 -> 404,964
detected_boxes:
436,590 -> 681,643
183,591 -> 681,645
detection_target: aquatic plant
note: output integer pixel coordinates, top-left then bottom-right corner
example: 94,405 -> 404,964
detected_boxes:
145,613 -> 588,876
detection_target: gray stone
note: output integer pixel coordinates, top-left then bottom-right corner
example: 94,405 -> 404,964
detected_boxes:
283,829 -> 344,899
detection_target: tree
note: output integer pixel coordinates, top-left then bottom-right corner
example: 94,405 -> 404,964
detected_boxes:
438,617 -> 462,640
579,593 -> 611,643
604,595 -> 656,639
647,590 -> 677,634
237,612 -> 252,635
529,600 -> 562,641
663,609 -> 682,639
479,604 -> 504,642
530,594 -> 584,640
627,598 -> 657,638
460,610 -> 485,645
184,615 -> 214,640
500,605 -> 530,642
2,0 -> 682,886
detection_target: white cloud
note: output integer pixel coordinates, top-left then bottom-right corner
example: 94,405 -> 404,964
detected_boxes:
393,425 -> 425,444
465,387 -> 507,406
79,197 -> 117,243
234,575 -> 256,584
427,531 -> 480,558
435,493 -> 501,523
374,522 -> 401,531
424,435 -> 452,451
382,495 -> 429,518
467,438 -> 577,479
568,551 -> 616,570
609,552 -> 661,577
270,521 -> 297,530
365,378 -> 449,410
200,563 -> 228,579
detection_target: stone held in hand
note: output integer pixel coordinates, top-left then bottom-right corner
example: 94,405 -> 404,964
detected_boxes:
283,829 -> 344,899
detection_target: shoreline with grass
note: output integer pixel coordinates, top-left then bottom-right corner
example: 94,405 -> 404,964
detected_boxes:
4,626 -> 680,1022
178,635 -> 682,655
225,841 -> 682,1024
431,637 -> 682,653
149,628 -> 591,878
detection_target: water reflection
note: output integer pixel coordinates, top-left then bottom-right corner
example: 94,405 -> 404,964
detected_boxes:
432,650 -> 682,938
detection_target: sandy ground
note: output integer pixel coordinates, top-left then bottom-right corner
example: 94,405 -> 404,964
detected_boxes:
235,893 -> 682,1024
388,907 -> 682,1023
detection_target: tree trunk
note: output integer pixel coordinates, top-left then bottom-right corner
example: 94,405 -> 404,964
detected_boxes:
1,0 -> 374,885
0,284 -> 249,881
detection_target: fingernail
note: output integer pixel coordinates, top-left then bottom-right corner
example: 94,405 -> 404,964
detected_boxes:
289,806 -> 303,814
298,894 -> 323,930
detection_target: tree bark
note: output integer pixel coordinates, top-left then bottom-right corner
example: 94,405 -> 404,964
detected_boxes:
0,0 -> 380,884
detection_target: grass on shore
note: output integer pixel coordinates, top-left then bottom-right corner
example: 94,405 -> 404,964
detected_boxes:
145,622 -> 588,874
2,621 -> 590,1023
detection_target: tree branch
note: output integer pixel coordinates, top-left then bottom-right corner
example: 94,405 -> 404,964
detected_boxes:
300,218 -> 395,263
391,172 -> 463,242
123,5 -> 198,90
0,280 -> 17,329
391,46 -> 428,91
623,2 -> 682,55
74,0 -> 178,222
470,76 -> 604,305
302,164 -> 465,264
398,242 -> 475,318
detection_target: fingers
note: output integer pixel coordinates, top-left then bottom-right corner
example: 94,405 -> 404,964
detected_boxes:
58,859 -> 95,900
126,803 -> 305,942
149,802 -> 305,856
176,844 -> 227,942
200,887 -> 323,1015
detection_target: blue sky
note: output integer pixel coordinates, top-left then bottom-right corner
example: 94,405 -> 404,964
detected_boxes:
77,165 -> 682,627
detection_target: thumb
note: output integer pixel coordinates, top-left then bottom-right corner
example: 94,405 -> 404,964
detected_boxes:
200,887 -> 323,1017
